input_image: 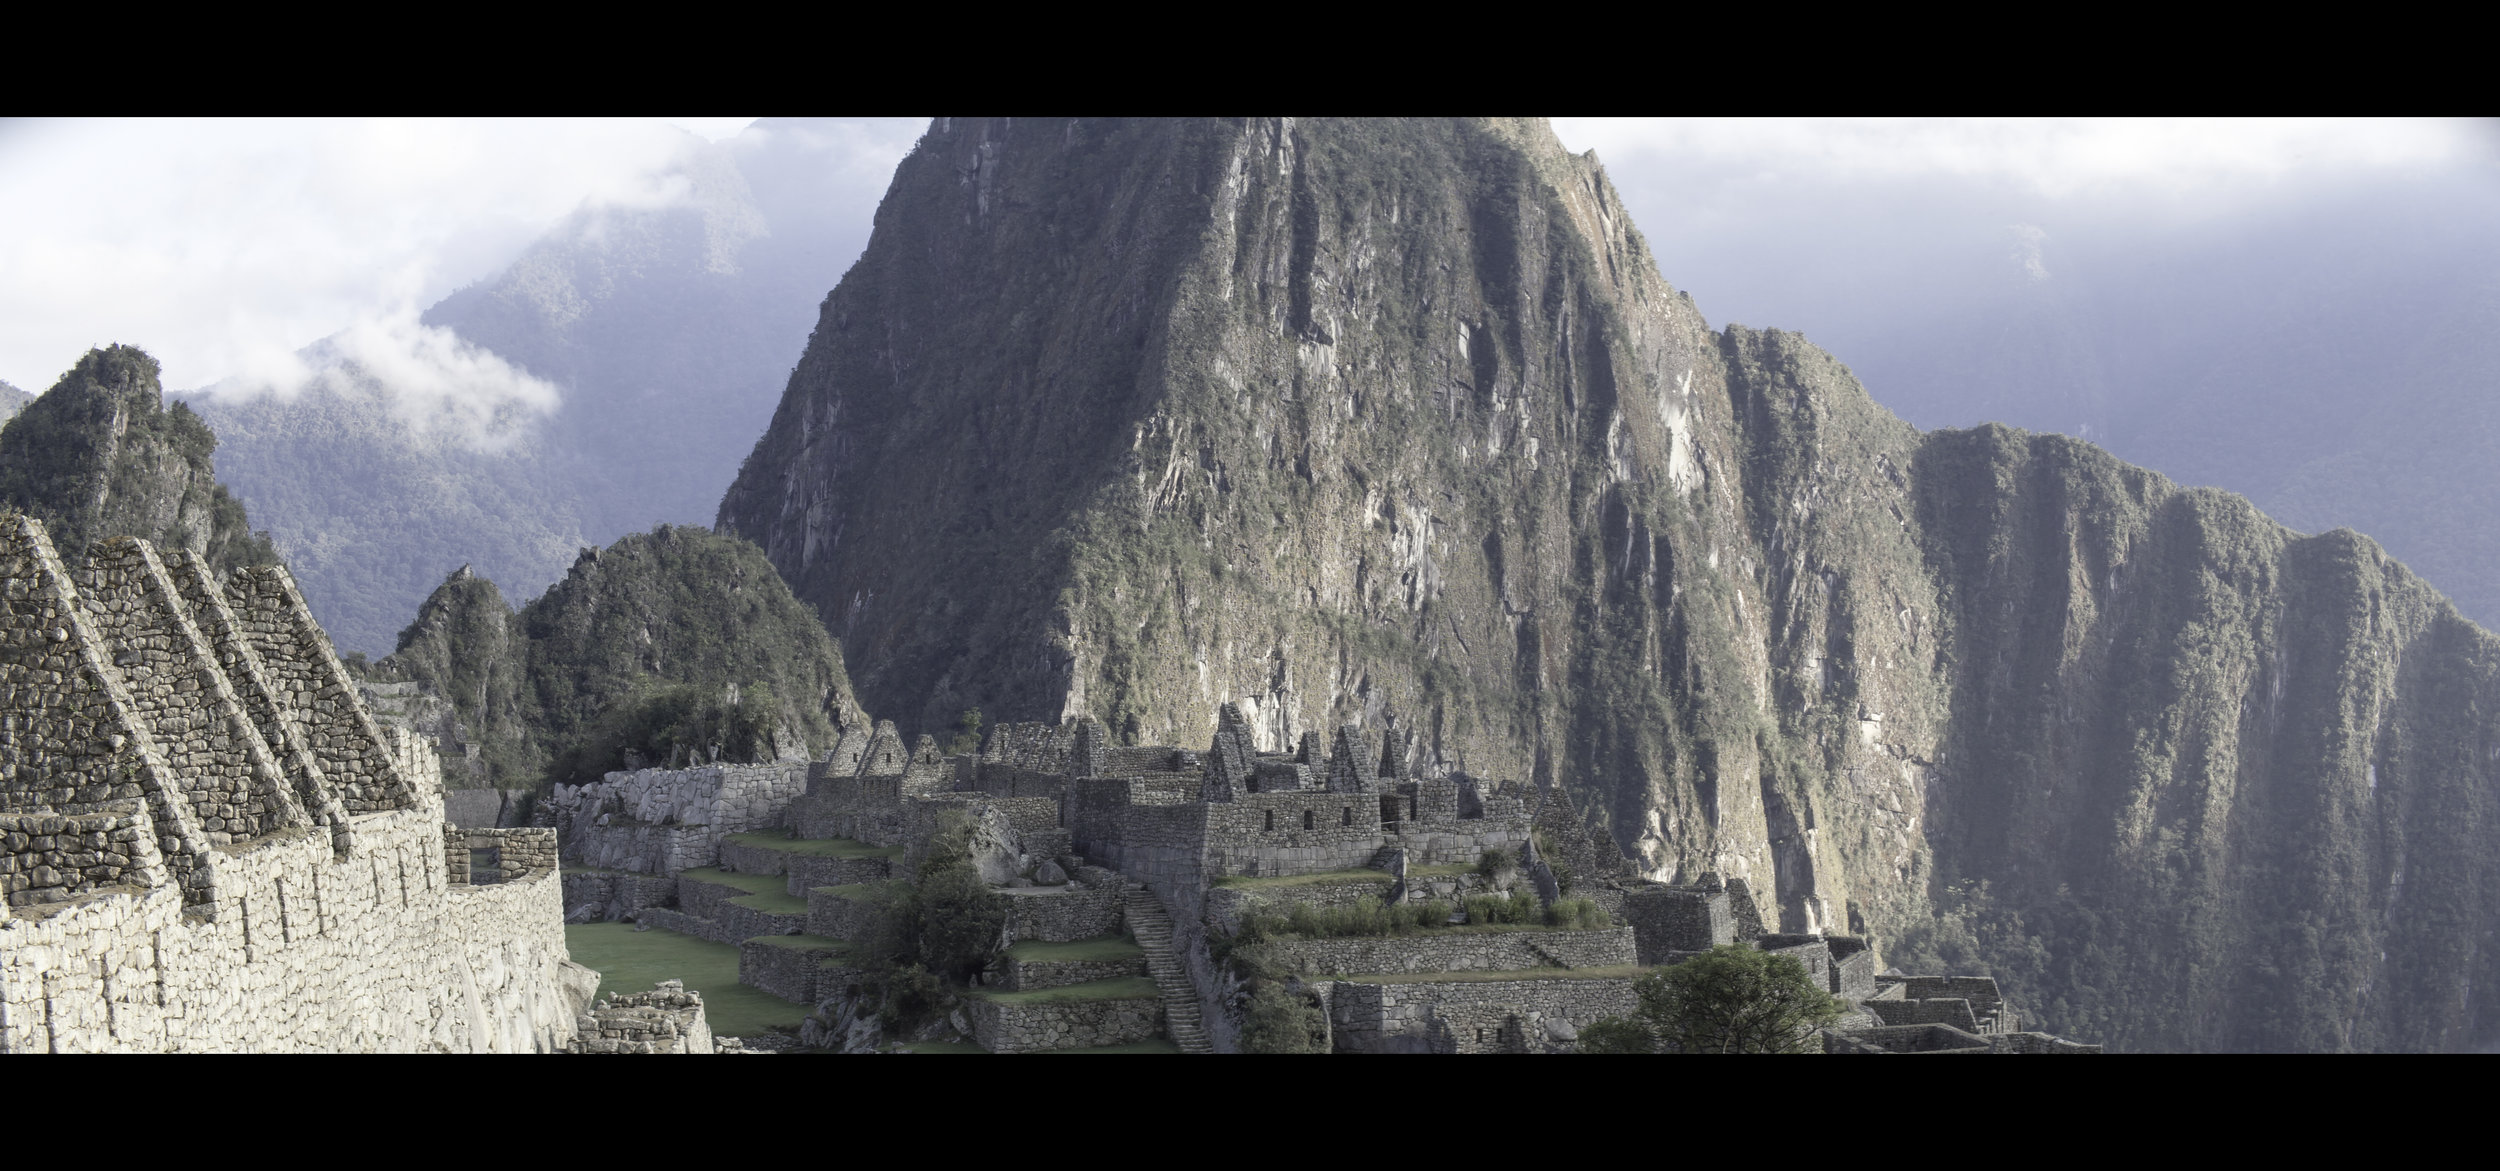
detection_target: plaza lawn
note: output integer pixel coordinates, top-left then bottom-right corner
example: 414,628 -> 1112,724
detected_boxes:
564,921 -> 808,1039
719,833 -> 903,860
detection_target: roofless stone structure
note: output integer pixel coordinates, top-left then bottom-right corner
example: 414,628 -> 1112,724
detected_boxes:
0,512 -> 590,1052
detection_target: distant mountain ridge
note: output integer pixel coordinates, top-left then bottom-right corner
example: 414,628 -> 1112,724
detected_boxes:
186,118 -> 922,655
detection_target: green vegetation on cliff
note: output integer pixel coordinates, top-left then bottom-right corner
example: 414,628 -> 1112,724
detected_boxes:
0,346 -> 276,573
377,523 -> 863,788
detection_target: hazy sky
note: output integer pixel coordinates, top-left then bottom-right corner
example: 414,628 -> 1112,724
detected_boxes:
0,116 -> 791,393
2,117 -> 2490,400
1548,117 -> 2499,343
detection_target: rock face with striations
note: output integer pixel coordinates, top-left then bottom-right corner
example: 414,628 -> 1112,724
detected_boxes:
720,117 -> 2500,1052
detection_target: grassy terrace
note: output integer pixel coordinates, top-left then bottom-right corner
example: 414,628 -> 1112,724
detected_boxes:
967,976 -> 1160,1005
563,921 -> 808,1038
1004,935 -> 1142,963
720,832 -> 902,860
893,1037 -> 1182,1054
1212,868 -> 1393,890
810,880 -> 905,901
679,867 -> 811,915
1333,964 -> 1649,985
745,933 -> 859,963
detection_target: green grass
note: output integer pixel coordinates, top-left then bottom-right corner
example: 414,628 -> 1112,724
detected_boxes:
968,976 -> 1160,1005
1334,964 -> 1649,985
721,832 -> 902,860
744,933 -> 857,962
810,880 -> 905,901
1407,864 -> 1474,879
1004,935 -> 1142,963
1212,868 -> 1395,890
680,867 -> 811,916
563,921 -> 809,1038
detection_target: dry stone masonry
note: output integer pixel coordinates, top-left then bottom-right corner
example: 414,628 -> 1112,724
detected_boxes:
1,513 -> 592,1052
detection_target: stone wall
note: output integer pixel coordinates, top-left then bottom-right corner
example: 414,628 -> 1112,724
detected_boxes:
569,980 -> 713,1054
1,804 -> 166,911
1000,953 -> 1146,992
715,837 -> 895,895
548,762 -> 807,874
967,988 -> 1163,1053
1004,886 -> 1124,943
561,869 -> 679,923
806,884 -> 896,942
740,937 -> 849,1004
0,804 -> 592,1052
1318,974 -> 1641,1054
1616,885 -> 1733,963
441,788 -> 535,829
1201,875 -> 1393,935
1256,926 -> 1636,977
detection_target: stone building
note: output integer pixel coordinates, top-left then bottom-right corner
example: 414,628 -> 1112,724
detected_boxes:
552,687 -> 2097,1054
0,514 -> 591,1052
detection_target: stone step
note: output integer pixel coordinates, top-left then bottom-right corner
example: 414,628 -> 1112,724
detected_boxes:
1122,883 -> 1213,1054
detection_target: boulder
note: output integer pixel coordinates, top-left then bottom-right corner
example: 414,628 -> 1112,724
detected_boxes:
1034,860 -> 1070,886
967,804 -> 1025,885
1073,864 -> 1121,889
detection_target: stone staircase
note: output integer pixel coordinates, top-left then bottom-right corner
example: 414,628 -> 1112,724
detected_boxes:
1123,884 -> 1212,1053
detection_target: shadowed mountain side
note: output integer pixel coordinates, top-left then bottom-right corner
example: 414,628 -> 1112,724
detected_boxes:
719,116 -> 2500,1051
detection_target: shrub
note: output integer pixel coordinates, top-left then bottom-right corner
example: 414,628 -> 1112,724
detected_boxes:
1577,1015 -> 1659,1054
947,708 -> 983,756
1548,896 -> 1607,930
1620,944 -> 1843,1054
1240,984 -> 1329,1054
859,811 -> 1009,1024
1477,847 -> 1514,880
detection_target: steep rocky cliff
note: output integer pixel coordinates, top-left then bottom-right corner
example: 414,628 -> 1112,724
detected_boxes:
0,346 -> 276,574
719,117 -> 2500,1051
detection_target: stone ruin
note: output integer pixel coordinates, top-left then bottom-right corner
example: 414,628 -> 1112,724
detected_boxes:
0,513 -> 595,1052
547,687 -> 2096,1053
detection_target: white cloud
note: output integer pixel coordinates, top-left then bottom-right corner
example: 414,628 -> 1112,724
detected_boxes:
0,118 -> 713,392
1549,118 -> 2486,201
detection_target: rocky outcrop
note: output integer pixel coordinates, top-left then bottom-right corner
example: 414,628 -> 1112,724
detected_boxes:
719,117 -> 2500,1052
0,346 -> 275,577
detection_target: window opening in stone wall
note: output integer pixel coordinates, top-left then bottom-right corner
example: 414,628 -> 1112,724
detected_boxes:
470,848 -> 502,885
274,880 -> 291,944
1304,810 -> 1315,830
1342,806 -> 1352,826
1263,809 -> 1274,831
1409,794 -> 1419,821
1380,795 -> 1400,827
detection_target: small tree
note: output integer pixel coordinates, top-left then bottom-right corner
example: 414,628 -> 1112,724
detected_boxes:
1240,984 -> 1329,1053
864,810 -> 1008,1022
1584,944 -> 1842,1054
947,708 -> 984,756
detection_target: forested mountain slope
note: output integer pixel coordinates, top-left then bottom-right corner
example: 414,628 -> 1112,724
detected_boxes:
719,116 -> 2500,1051
374,524 -> 865,789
